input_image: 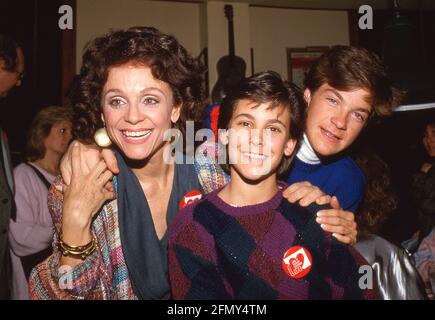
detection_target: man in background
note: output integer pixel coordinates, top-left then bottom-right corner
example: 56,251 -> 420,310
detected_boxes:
0,33 -> 25,299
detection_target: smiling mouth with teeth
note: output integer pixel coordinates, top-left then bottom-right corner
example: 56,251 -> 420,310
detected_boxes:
241,152 -> 269,163
122,130 -> 152,138
320,128 -> 341,141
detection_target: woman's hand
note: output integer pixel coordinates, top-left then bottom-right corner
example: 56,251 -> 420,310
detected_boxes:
283,181 -> 357,245
61,142 -> 115,246
59,140 -> 119,190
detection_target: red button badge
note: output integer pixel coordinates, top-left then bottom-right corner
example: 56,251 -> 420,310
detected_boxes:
179,190 -> 202,209
282,246 -> 313,279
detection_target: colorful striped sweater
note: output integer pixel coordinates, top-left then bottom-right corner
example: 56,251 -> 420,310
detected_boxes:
29,145 -> 229,300
168,187 -> 378,300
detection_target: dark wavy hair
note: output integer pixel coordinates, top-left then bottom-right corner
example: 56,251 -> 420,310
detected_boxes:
218,71 -> 306,176
354,147 -> 398,238
26,106 -> 73,161
70,26 -> 206,143
305,45 -> 403,118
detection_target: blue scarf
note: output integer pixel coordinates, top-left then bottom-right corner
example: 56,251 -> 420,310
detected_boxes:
116,152 -> 202,299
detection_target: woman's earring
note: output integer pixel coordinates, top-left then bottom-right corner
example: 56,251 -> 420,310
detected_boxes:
94,127 -> 112,147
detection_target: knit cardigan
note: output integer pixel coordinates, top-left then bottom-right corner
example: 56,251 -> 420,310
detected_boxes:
29,145 -> 229,300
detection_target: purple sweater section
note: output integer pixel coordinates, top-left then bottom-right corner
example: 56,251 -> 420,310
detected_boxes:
169,186 -> 377,300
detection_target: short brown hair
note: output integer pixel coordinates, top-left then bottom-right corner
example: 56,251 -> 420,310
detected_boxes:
305,45 -> 403,117
26,106 -> 73,161
70,26 -> 206,144
219,71 -> 306,176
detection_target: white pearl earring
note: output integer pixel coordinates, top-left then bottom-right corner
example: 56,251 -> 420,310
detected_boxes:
94,127 -> 112,147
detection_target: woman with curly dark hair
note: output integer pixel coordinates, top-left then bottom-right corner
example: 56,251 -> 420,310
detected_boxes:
29,27 -> 215,300
353,146 -> 426,299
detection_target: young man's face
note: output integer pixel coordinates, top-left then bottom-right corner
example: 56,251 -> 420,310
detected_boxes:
304,84 -> 372,157
0,47 -> 24,98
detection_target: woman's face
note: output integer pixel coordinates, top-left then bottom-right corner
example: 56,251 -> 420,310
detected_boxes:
101,64 -> 181,161
44,120 -> 72,156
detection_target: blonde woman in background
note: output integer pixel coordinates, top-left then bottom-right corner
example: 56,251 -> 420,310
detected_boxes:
8,106 -> 72,299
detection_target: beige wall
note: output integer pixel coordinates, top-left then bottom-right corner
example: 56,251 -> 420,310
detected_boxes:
207,2 -> 252,91
76,0 -> 201,72
250,7 -> 349,80
75,1 -> 350,92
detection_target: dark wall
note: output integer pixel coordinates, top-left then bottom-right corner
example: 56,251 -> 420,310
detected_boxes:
351,9 -> 435,103
0,0 -> 65,164
350,9 -> 435,242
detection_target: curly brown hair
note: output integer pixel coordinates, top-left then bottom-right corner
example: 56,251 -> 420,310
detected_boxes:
354,147 -> 398,238
304,45 -> 403,118
70,26 -> 207,144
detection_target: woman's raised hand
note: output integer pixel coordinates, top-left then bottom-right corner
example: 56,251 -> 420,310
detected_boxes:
60,140 -> 119,186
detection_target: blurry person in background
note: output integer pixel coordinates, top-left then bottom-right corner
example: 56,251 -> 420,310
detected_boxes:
353,146 -> 426,300
0,32 -> 25,299
411,119 -> 435,298
8,106 -> 72,299
420,119 -> 435,174
406,119 -> 435,252
414,119 -> 435,239
412,161 -> 435,299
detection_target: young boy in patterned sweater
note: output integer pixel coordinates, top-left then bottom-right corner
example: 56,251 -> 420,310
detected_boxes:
168,71 -> 377,300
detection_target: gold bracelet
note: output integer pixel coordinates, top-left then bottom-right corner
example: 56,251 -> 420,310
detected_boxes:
59,244 -> 96,260
59,239 -> 96,260
58,232 -> 97,260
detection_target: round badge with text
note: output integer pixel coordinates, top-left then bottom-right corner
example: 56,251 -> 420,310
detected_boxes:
179,190 -> 202,209
282,246 -> 313,279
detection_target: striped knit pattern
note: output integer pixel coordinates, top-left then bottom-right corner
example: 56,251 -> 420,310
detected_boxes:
168,188 -> 378,300
29,154 -> 228,300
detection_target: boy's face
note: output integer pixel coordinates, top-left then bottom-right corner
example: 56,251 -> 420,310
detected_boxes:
222,99 -> 297,182
304,84 -> 372,157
